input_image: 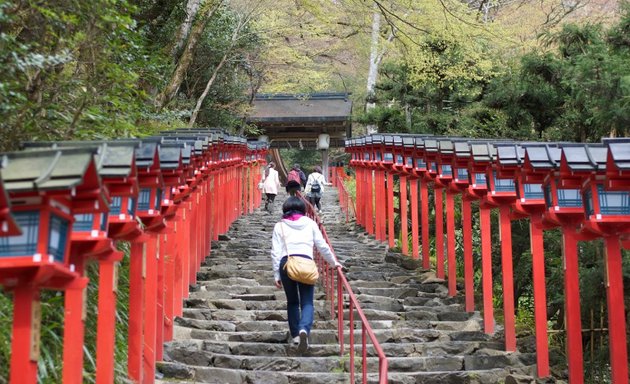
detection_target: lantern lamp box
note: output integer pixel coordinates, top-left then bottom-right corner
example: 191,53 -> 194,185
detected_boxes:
413,136 -> 430,177
603,138 -> 630,190
0,172 -> 20,237
466,142 -> 496,198
497,143 -> 549,216
436,139 -> 458,186
0,147 -> 102,288
423,139 -> 440,179
155,143 -> 184,218
401,136 -> 416,174
561,143 -> 630,236
452,141 -> 472,190
22,141 -> 144,242
134,142 -> 166,233
392,135 -> 405,172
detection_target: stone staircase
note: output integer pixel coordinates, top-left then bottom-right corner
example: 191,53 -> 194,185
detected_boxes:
157,188 -> 536,384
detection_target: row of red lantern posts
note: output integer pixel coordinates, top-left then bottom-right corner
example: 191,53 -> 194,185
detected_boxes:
346,134 -> 630,384
0,129 -> 268,384
327,162 -> 346,188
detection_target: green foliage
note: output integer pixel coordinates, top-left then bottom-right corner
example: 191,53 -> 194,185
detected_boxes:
356,105 -> 407,133
483,14 -> 630,142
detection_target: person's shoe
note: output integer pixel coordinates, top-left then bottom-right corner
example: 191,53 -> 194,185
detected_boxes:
292,335 -> 300,345
297,329 -> 308,354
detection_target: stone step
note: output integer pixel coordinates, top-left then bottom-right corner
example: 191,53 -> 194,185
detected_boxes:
175,324 -> 496,345
181,308 -> 328,322
158,363 -> 534,384
174,316 -> 483,334
159,189 -> 535,383
164,339 -> 508,359
165,347 -> 533,374
157,363 -> 350,384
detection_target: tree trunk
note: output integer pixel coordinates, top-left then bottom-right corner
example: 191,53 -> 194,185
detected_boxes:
188,49 -> 230,127
365,6 -> 394,135
155,0 -> 221,110
171,0 -> 202,59
365,7 -> 381,135
189,12 -> 248,127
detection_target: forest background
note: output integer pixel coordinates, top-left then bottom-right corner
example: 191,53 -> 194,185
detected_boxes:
0,0 -> 628,382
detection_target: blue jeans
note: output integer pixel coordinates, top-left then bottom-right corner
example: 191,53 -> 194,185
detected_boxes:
279,256 -> 315,338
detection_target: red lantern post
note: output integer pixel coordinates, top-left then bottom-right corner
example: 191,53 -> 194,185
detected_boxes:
451,141 -> 475,312
436,139 -> 458,296
577,139 -> 630,384
381,135 -> 396,246
402,136 -> 418,259
538,143 -> 595,384
0,148 -> 100,384
500,143 -> 552,377
372,134 -> 386,242
392,136 -> 408,255
467,142 -> 495,335
423,139 -> 445,278
365,136 -> 377,237
132,142 -> 166,384
484,143 -> 519,352
412,137 -> 431,270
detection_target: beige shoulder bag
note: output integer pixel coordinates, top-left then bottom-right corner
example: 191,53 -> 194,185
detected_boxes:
280,223 -> 319,285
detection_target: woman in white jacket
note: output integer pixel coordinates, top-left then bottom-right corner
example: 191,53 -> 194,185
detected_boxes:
262,162 -> 280,213
270,196 -> 342,353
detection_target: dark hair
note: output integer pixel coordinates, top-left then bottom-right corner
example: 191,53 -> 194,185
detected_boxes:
285,180 -> 301,193
282,196 -> 306,216
293,163 -> 300,170
314,165 -> 322,173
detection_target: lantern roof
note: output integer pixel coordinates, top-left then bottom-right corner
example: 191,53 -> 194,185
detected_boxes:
22,141 -> 139,179
1,147 -> 100,193
149,135 -> 211,153
96,143 -> 139,178
163,128 -> 225,138
157,144 -> 184,170
524,144 -> 562,170
162,128 -> 227,145
560,143 -> 607,173
247,140 -> 269,150
496,143 -> 526,167
424,138 -> 440,154
402,135 -> 415,148
437,138 -> 459,156
494,142 -> 530,165
135,142 -> 160,169
470,142 -> 497,163
453,141 -> 472,159
602,138 -> 630,170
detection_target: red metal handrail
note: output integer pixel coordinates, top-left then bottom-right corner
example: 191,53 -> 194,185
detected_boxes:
298,193 -> 389,384
336,175 -> 357,223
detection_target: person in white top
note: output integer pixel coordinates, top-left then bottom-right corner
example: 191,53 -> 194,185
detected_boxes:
261,162 -> 280,213
305,166 -> 327,212
270,196 -> 342,353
